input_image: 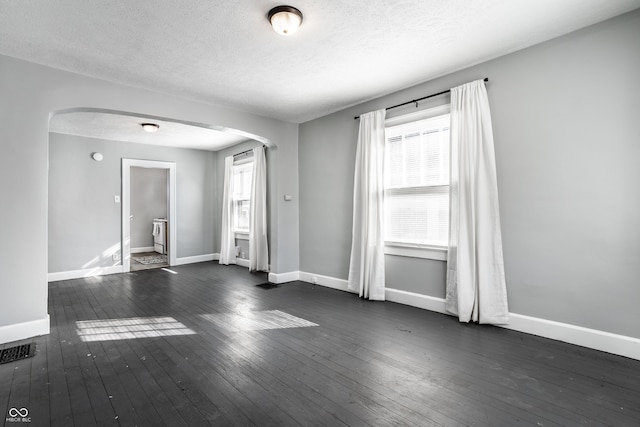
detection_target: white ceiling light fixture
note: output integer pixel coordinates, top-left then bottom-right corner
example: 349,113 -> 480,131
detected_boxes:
141,122 -> 160,133
268,5 -> 303,36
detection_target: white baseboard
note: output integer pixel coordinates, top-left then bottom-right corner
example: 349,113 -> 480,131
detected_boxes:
131,246 -> 154,254
504,313 -> 640,361
236,258 -> 250,268
0,315 -> 50,345
48,266 -> 123,282
174,253 -> 218,266
385,288 -> 448,314
298,271 -> 352,292
299,272 -> 640,361
48,253 -> 220,280
269,271 -> 301,284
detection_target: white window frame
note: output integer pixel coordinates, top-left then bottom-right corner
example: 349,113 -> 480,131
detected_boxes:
383,104 -> 450,261
231,156 -> 253,236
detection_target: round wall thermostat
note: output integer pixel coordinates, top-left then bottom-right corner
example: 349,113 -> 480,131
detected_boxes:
91,152 -> 104,162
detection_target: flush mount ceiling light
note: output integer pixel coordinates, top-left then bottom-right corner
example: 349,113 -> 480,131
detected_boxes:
141,123 -> 160,133
268,5 -> 303,36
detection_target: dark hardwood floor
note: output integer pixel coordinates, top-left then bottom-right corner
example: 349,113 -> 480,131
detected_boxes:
2,263 -> 639,426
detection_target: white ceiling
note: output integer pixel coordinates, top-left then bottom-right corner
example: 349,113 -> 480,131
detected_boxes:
1,1 -> 639,124
49,111 -> 250,151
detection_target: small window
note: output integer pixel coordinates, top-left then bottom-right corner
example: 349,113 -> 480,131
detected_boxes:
232,161 -> 253,233
384,111 -> 450,248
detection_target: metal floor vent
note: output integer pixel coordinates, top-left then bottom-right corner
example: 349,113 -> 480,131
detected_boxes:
0,343 -> 35,365
255,282 -> 280,290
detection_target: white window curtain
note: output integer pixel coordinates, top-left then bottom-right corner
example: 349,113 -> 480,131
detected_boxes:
249,146 -> 269,272
219,156 -> 237,265
445,79 -> 509,324
348,109 -> 386,300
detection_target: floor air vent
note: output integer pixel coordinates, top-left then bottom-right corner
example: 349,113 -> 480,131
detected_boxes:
0,343 -> 35,365
255,282 -> 280,290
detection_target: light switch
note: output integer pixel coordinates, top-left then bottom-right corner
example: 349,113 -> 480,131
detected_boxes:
284,195 -> 292,201
114,195 -> 120,203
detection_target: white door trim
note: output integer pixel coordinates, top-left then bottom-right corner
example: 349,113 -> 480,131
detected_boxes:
122,159 -> 177,272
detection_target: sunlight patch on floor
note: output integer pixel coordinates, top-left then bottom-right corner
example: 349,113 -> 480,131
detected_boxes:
200,309 -> 318,332
76,316 -> 195,342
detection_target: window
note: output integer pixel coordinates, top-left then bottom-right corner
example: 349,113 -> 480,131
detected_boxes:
384,109 -> 450,252
232,161 -> 253,233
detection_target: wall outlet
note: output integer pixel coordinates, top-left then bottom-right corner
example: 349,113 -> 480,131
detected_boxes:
312,276 -> 318,284
112,252 -> 121,261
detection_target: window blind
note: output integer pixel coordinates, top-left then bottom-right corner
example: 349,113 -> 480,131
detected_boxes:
384,113 -> 450,247
232,162 -> 253,232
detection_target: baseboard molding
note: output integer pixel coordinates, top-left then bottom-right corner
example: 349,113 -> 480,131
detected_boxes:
131,246 -> 154,254
0,315 -> 50,345
385,288 -> 448,314
269,271 -> 301,284
298,271 -> 353,292
48,253 -> 220,280
504,313 -> 640,361
236,258 -> 250,268
48,266 -> 123,282
174,253 -> 218,266
300,272 -> 640,360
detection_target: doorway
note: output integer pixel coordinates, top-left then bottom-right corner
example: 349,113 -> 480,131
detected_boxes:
122,159 -> 177,272
130,167 -> 168,271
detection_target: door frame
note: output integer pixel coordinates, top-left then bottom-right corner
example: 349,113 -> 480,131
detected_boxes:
122,159 -> 177,272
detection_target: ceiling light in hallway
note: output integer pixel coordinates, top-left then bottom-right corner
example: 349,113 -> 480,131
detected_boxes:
141,123 -> 160,132
268,5 -> 303,36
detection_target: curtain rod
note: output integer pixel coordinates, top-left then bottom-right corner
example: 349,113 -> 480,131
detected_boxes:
233,145 -> 266,157
353,77 -> 489,120
233,149 -> 253,157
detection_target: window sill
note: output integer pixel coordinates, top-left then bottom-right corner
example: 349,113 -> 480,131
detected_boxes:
384,242 -> 447,261
234,232 -> 249,241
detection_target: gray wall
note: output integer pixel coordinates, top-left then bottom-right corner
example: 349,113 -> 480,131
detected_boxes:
48,133 -> 216,273
298,10 -> 640,338
131,167 -> 168,250
0,53 -> 299,334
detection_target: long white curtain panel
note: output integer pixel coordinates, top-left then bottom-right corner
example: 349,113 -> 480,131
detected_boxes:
219,156 -> 237,265
249,146 -> 269,272
445,79 -> 509,324
348,109 -> 386,300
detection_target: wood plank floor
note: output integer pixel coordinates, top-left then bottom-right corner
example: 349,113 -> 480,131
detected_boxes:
2,263 -> 639,426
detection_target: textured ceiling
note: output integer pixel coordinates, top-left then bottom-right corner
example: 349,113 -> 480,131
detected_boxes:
1,1 -> 639,124
49,111 -> 249,151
